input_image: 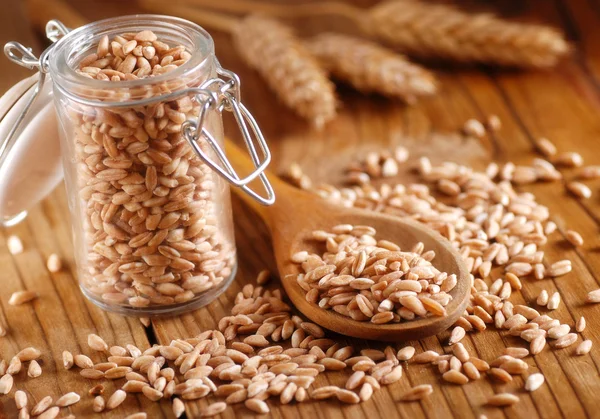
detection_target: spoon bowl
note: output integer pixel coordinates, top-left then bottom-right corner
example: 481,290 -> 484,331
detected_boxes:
227,141 -> 470,341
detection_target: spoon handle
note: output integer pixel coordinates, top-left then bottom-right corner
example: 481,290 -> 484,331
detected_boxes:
224,139 -> 296,228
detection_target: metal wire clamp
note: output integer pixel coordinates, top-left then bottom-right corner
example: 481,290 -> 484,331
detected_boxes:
3,19 -> 275,207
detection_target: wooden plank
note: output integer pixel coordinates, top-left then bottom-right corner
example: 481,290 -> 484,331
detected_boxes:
1,0 -> 600,418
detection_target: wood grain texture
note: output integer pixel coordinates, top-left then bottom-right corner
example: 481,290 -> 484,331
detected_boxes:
0,0 -> 599,418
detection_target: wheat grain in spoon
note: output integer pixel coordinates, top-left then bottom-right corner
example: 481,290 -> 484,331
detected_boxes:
226,141 -> 470,341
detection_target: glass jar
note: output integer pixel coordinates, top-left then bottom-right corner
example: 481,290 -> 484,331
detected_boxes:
3,16 -> 274,316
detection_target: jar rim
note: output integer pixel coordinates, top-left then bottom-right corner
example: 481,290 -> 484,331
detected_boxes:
48,14 -> 214,105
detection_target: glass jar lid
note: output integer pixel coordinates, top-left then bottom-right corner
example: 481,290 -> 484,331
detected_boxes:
0,72 -> 62,226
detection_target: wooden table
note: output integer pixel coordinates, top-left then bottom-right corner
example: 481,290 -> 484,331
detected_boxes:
2,0 -> 600,418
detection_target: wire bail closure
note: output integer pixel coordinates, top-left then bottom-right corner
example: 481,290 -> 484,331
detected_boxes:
181,67 -> 275,206
3,19 -> 275,207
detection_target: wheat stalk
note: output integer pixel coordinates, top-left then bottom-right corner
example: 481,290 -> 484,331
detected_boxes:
365,0 -> 569,68
232,14 -> 337,128
305,33 -> 436,103
141,2 -> 337,128
173,0 -> 569,68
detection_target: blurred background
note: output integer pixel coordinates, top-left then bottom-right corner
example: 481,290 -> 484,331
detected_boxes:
0,0 -> 592,184
1,0 -> 578,157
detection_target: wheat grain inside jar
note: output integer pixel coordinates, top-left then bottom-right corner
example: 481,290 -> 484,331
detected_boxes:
45,15 -> 274,315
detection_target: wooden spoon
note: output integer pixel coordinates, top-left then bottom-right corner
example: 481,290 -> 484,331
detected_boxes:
226,141 -> 470,341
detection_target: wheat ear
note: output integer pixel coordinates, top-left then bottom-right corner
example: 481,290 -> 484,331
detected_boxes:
305,33 -> 436,103
365,0 -> 569,68
140,1 -> 337,128
174,0 -> 569,68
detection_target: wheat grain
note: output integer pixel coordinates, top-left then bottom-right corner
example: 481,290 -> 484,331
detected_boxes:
442,370 -> 469,385
504,347 -> 529,359
31,396 -> 52,416
586,289 -> 600,303
500,359 -> 528,374
61,351 -> 74,369
93,396 -> 105,413
6,356 -> 21,375
245,398 -> 270,413
504,273 -> 522,291
10,351 -> 32,370
566,230 -> 584,247
0,373 -> 12,394
524,373 -> 545,391
171,398 -> 185,417
142,386 -> 163,401
413,351 -> 439,364
556,152 -> 584,167
397,346 -> 415,361
567,179 -> 592,199
7,235 -> 23,255
489,368 -> 512,383
449,356 -> 462,372
548,260 -> 572,277
462,362 -> 480,380
256,270 -> 271,286
336,388 -> 360,404
576,316 -> 586,332
46,254 -> 62,272
488,393 -> 520,406
9,291 -> 38,305
74,354 -> 94,369
578,165 -> 600,179
469,358 -> 490,372
37,407 -> 59,419
463,119 -> 486,138
27,360 -> 41,378
575,340 -> 592,355
514,305 -> 540,321
106,389 -> 127,410
547,292 -> 561,310
55,392 -> 80,407
487,115 -> 502,132
381,365 -> 403,384
15,390 -> 27,409
81,369 -> 105,379
535,138 -> 558,157
554,333 -> 578,349
122,380 -> 147,393
537,290 -> 549,306
88,334 -> 109,352
548,324 -> 570,339
452,343 -> 470,363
